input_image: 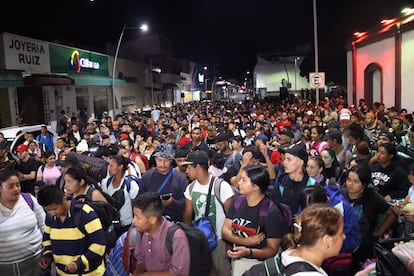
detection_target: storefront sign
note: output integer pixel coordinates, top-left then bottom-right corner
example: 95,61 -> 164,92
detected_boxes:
50,44 -> 108,76
1,33 -> 51,73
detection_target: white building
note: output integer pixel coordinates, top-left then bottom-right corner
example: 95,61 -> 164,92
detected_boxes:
346,10 -> 414,112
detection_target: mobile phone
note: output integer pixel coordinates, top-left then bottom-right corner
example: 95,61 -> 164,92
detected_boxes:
161,193 -> 172,200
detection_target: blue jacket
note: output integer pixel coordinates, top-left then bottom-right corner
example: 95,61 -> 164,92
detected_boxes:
325,185 -> 361,253
36,133 -> 54,152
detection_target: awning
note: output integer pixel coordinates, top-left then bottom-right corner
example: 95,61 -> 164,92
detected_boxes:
69,75 -> 126,86
0,71 -> 24,88
24,75 -> 73,86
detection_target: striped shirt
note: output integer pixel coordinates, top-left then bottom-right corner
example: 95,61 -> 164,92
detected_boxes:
0,194 -> 45,264
42,200 -> 106,275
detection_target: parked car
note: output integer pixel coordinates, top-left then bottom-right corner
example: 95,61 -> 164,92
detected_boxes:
0,124 -> 58,155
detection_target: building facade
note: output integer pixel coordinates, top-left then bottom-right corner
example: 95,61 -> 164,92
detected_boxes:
346,11 -> 414,112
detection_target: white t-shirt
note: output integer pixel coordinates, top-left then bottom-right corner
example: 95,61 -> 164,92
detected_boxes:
184,175 -> 234,239
408,186 -> 414,203
102,175 -> 140,226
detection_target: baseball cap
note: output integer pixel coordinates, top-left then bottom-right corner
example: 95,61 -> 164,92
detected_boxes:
180,150 -> 209,167
339,112 -> 351,122
328,130 -> 342,143
280,129 -> 294,139
328,121 -> 340,130
378,131 -> 395,142
256,134 -> 269,143
153,143 -> 175,160
207,125 -> 217,131
215,132 -> 229,143
16,144 -> 28,153
285,143 -> 308,164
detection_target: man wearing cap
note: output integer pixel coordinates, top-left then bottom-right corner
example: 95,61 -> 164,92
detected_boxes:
272,143 -> 315,214
216,132 -> 242,170
15,144 -> 42,194
183,150 -> 235,276
95,135 -> 119,160
140,143 -> 188,222
36,125 -> 54,152
327,130 -> 353,169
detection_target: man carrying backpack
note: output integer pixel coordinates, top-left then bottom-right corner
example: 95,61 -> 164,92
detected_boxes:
131,192 -> 190,275
183,150 -> 235,276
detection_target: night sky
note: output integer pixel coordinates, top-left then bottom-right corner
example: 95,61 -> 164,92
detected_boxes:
2,0 -> 413,84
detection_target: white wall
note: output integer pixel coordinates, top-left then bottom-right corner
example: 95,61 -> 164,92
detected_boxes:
108,56 -> 147,114
353,37 -> 395,107
254,63 -> 309,93
401,29 -> 414,111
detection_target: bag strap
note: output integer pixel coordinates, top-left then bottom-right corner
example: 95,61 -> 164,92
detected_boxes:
259,198 -> 274,220
285,261 -> 318,273
165,223 -> 180,255
156,169 -> 174,193
213,177 -> 225,208
122,229 -> 137,272
204,176 -> 215,217
233,195 -> 246,212
21,193 -> 34,210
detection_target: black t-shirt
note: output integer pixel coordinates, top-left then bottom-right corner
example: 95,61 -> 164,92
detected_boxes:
16,157 -> 42,194
226,197 -> 285,249
273,173 -> 312,214
370,162 -> 409,199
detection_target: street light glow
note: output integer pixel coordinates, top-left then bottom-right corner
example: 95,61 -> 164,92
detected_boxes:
140,24 -> 149,32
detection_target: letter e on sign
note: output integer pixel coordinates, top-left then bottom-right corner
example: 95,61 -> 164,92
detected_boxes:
309,72 -> 325,89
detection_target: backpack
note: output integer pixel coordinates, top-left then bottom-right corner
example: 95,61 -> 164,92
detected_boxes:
188,176 -> 238,211
21,192 -> 34,210
73,194 -> 118,251
67,152 -> 109,182
165,222 -> 212,276
242,252 -> 317,276
233,195 -> 293,232
106,175 -> 140,211
131,151 -> 150,171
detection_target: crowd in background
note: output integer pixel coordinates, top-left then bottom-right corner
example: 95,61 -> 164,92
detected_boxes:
1,96 -> 414,275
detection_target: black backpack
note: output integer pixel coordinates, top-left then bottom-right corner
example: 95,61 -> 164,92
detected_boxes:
243,251 -> 317,276
73,193 -> 119,251
165,222 -> 212,276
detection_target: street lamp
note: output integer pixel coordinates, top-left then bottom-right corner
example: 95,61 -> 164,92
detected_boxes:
294,57 -> 301,92
112,23 -> 148,114
313,0 -> 320,104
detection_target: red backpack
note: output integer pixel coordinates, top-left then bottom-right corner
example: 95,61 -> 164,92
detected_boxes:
131,151 -> 150,170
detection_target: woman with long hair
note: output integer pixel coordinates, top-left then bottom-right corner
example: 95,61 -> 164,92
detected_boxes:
64,166 -> 107,202
306,156 -> 334,186
310,125 -> 329,155
342,164 -> 396,272
281,204 -> 345,275
36,151 -> 61,186
321,148 -> 342,181
222,165 -> 286,275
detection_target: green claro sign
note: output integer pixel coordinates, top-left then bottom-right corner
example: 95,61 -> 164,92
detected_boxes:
49,44 -> 109,76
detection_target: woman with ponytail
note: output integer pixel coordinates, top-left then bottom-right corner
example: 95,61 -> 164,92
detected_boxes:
281,204 -> 345,275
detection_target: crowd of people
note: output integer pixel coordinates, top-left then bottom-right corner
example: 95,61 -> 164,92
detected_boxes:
1,96 -> 414,275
